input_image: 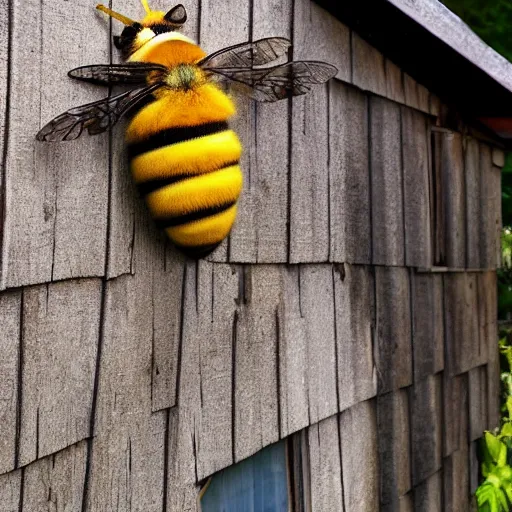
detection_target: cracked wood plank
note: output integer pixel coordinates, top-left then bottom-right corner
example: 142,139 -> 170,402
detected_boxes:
411,273 -> 444,382
278,266 -> 309,436
308,415 -> 344,512
300,265 -> 338,424
334,264 -> 376,411
409,375 -> 442,486
22,440 -> 87,512
176,261 -> 238,482
444,273 -> 483,376
18,279 -> 102,467
1,0 -> 109,289
370,97 -> 405,266
442,373 -> 467,458
377,390 -> 411,506
401,107 -> 432,267
374,267 -> 412,393
0,290 -> 21,475
339,399 -> 379,512
151,250 -> 186,412
166,406 -> 199,512
0,470 -> 21,512
468,366 -> 488,442
329,82 -> 371,264
234,265 -> 281,462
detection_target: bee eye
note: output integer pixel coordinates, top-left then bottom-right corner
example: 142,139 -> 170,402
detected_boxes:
121,23 -> 142,39
115,23 -> 143,51
164,4 -> 187,25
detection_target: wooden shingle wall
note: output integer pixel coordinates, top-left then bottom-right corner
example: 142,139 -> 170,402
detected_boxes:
0,0 -> 504,510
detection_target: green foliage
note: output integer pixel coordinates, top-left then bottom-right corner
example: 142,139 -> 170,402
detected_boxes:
476,336 -> 512,511
440,0 -> 512,62
498,228 -> 512,319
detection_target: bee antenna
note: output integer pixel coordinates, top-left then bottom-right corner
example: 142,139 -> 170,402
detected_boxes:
141,0 -> 152,13
96,4 -> 137,26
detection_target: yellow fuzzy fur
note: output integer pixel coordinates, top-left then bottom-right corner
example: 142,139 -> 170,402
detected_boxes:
126,85 -> 236,142
132,131 -> 242,183
146,165 -> 243,218
166,205 -> 238,246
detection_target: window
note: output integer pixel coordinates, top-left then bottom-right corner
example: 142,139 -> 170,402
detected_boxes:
199,435 -> 309,511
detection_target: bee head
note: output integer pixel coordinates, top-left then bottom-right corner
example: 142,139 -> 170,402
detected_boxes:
97,3 -> 188,58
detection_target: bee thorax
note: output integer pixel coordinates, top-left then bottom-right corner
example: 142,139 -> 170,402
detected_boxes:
165,64 -> 201,90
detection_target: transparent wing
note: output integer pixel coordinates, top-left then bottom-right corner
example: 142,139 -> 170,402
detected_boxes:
68,63 -> 168,86
209,61 -> 338,102
36,83 -> 163,142
200,37 -> 291,69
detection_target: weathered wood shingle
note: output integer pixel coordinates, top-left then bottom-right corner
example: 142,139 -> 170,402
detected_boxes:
370,98 -> 405,266
374,267 -> 412,392
329,83 -> 371,264
377,390 -> 411,506
409,375 -> 443,486
22,441 -> 87,512
414,471 -> 443,512
339,400 -> 379,512
401,107 -> 432,267
308,416 -> 344,512
234,265 -> 281,462
19,279 -> 102,467
0,290 -> 21,475
411,273 -> 444,382
334,264 -> 376,410
0,471 -> 21,512
1,0 -> 109,289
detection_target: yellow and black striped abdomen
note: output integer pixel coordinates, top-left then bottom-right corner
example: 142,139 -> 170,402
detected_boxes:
126,87 -> 243,258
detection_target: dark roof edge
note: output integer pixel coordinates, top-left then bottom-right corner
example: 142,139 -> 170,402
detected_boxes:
389,0 -> 512,93
314,0 -> 512,119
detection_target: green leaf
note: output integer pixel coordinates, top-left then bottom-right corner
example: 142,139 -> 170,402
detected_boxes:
506,397 -> 512,421
499,422 -> 512,438
485,432 -> 505,464
498,443 -> 508,467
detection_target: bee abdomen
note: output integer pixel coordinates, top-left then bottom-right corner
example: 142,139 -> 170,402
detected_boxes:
127,121 -> 230,159
128,120 -> 243,258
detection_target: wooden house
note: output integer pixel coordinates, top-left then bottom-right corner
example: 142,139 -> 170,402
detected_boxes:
0,0 -> 509,510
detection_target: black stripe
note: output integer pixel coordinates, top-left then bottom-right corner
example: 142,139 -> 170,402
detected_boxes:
174,242 -> 221,260
154,201 -> 236,230
136,160 -> 240,197
137,175 -> 189,197
128,121 -> 230,159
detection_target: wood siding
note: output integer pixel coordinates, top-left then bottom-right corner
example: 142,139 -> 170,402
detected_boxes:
0,0 -> 503,510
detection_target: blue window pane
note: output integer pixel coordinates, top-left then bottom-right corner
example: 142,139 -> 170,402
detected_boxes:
200,441 -> 289,512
